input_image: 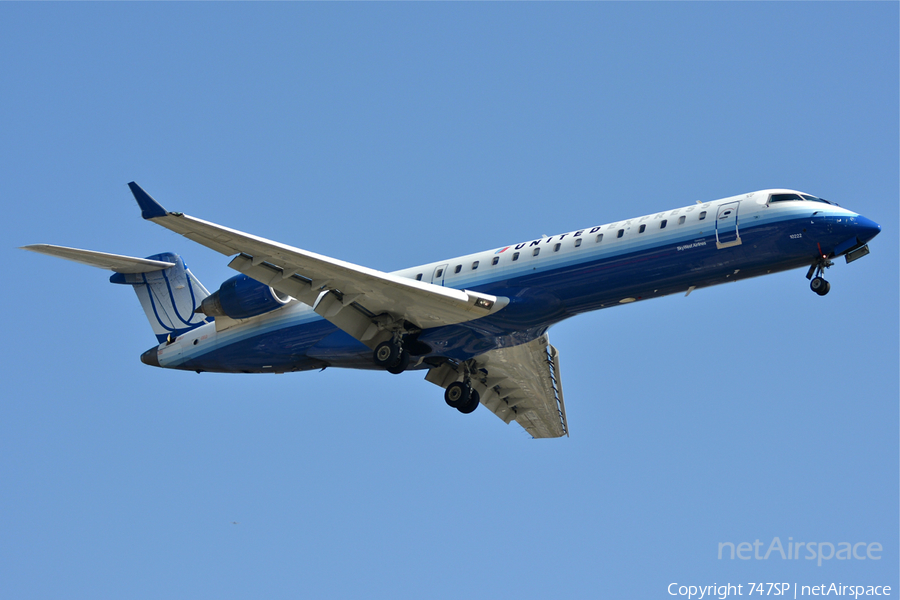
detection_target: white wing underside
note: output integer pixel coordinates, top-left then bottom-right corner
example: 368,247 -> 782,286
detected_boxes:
426,334 -> 569,438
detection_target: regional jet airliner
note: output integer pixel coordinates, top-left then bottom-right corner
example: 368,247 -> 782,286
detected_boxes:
23,184 -> 880,438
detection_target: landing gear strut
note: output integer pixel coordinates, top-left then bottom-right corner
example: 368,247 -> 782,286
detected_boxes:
806,253 -> 834,296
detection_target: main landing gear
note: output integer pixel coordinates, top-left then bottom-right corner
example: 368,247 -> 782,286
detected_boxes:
373,339 -> 410,374
444,381 -> 480,414
441,359 -> 481,414
372,339 -> 481,414
806,253 -> 834,297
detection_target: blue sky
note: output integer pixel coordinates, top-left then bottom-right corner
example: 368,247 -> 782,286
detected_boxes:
1,3 -> 897,598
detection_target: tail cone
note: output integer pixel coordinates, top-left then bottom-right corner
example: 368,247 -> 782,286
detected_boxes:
141,347 -> 161,368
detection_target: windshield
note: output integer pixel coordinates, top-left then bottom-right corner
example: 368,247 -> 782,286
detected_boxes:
770,193 -> 838,206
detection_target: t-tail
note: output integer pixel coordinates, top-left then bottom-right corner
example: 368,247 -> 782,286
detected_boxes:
21,244 -> 212,343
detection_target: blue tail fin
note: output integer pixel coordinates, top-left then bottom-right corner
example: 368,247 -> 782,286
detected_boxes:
110,252 -> 212,342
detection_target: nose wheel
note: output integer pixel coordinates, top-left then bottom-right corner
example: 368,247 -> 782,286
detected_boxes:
810,276 -> 830,296
806,251 -> 834,296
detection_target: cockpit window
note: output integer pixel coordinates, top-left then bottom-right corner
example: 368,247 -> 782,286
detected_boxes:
800,194 -> 837,205
769,193 -> 803,203
770,193 -> 837,206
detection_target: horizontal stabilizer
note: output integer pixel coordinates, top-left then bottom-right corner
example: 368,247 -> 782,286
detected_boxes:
21,244 -> 175,273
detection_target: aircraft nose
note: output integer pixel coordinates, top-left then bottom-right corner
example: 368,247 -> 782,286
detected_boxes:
855,215 -> 881,244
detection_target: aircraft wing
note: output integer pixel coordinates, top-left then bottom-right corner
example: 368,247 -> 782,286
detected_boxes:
426,334 -> 569,438
128,183 -> 507,347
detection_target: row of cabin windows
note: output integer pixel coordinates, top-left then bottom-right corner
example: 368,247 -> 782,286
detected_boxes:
454,260 -> 481,274
413,210 -> 709,279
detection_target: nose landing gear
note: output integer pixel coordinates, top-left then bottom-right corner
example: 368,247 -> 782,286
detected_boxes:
806,252 -> 834,296
810,276 -> 831,296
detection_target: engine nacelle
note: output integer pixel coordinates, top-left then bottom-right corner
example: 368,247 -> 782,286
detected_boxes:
198,274 -> 291,319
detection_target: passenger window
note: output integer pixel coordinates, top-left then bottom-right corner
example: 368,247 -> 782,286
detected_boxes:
533,247 -> 540,256
574,238 -> 582,247
639,224 -> 646,233
512,252 -> 519,261
596,233 -> 603,242
436,269 -> 443,277
678,216 -> 685,225
472,261 -> 479,270
699,211 -> 706,220
415,273 -> 423,281
454,265 -> 461,274
554,243 -> 561,252
491,256 -> 499,266
617,229 -> 624,238
660,220 -> 667,229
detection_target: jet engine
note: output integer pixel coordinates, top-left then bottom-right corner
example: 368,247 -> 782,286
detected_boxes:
197,274 -> 291,319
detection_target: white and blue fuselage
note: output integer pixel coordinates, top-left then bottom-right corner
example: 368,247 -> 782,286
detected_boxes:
146,189 -> 880,374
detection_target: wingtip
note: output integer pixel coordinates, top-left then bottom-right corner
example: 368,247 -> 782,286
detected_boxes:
128,182 -> 168,219
20,243 -> 54,253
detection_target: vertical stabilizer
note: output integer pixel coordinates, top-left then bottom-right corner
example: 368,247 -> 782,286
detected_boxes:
110,253 -> 212,342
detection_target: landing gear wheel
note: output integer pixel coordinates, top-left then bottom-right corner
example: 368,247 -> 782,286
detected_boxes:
810,277 -> 830,296
386,350 -> 410,375
807,252 -> 834,296
457,389 -> 480,414
374,341 -> 402,368
444,381 -> 469,409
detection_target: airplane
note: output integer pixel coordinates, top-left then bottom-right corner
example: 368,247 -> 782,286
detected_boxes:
22,183 -> 881,438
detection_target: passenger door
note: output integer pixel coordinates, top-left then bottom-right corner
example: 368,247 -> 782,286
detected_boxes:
715,201 -> 742,249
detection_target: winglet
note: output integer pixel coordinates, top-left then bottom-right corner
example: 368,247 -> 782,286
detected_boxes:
128,182 -> 168,219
